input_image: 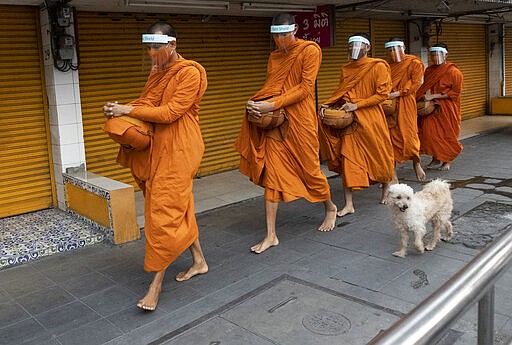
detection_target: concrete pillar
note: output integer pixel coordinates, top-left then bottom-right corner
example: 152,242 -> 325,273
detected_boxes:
40,6 -> 85,210
408,20 -> 429,68
487,23 -> 504,101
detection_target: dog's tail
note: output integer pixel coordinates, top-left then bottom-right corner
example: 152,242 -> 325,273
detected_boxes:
422,178 -> 451,197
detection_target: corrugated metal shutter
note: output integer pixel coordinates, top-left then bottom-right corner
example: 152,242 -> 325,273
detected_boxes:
77,12 -> 271,183
431,23 -> 487,119
505,27 -> 512,95
370,20 -> 406,60
317,18 -> 370,104
0,6 -> 55,218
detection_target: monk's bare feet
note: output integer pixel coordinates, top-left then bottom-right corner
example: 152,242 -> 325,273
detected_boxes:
318,205 -> 337,231
426,158 -> 441,169
336,206 -> 354,217
175,261 -> 209,282
414,162 -> 426,181
250,236 -> 279,254
137,284 -> 160,311
438,162 -> 451,171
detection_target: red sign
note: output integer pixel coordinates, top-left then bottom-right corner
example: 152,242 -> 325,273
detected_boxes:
293,5 -> 335,48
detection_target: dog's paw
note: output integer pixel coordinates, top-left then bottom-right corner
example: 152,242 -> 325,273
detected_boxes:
425,244 -> 436,251
441,234 -> 453,242
415,245 -> 425,253
392,251 -> 406,258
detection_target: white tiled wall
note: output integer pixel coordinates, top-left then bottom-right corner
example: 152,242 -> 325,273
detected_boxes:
41,8 -> 85,210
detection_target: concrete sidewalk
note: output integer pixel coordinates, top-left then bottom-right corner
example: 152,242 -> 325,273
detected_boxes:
1,116 -> 512,345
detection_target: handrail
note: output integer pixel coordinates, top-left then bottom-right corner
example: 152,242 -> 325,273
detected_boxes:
368,226 -> 512,345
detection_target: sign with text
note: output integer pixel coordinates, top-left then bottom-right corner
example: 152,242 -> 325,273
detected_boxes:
293,5 -> 335,48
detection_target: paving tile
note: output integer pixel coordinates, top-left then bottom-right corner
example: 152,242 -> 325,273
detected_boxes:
81,285 -> 139,317
60,272 -> 117,299
57,319 -> 123,345
106,305 -> 169,333
0,271 -> 56,298
0,318 -> 48,345
16,285 -> 76,315
37,263 -> 93,284
34,300 -> 101,335
0,300 -> 30,329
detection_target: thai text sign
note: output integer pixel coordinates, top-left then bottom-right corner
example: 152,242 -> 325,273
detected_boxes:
294,5 -> 335,48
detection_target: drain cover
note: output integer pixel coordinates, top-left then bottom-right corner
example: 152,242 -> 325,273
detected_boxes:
302,309 -> 351,336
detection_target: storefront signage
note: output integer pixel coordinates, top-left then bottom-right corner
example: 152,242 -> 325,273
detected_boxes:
294,5 -> 335,48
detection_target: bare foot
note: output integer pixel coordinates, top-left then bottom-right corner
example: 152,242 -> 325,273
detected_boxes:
336,206 -> 354,217
438,162 -> 451,171
414,162 -> 426,181
137,285 -> 161,311
250,236 -> 279,254
175,262 -> 209,282
426,159 -> 441,169
318,205 -> 337,232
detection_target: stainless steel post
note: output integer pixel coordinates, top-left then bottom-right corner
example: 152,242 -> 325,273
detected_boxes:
478,287 -> 495,345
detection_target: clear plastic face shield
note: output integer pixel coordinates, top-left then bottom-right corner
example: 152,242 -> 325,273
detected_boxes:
270,24 -> 296,52
385,41 -> 405,63
429,46 -> 448,66
142,34 -> 176,71
348,36 -> 370,60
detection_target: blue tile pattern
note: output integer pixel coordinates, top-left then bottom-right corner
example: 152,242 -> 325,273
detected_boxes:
0,208 -> 104,269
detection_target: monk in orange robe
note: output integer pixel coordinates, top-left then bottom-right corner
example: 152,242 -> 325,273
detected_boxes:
234,13 -> 337,254
103,22 -> 208,311
416,43 -> 463,171
318,33 -> 394,216
385,38 -> 425,181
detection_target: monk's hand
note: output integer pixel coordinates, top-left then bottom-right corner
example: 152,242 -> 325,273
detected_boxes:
319,104 -> 329,119
389,91 -> 400,99
253,101 -> 275,115
103,101 -> 117,118
246,100 -> 260,117
341,102 -> 357,112
108,102 -> 134,118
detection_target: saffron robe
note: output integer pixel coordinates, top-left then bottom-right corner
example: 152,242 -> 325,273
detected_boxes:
319,57 -> 394,190
128,57 -> 207,272
416,62 -> 463,163
389,54 -> 424,163
234,39 -> 331,203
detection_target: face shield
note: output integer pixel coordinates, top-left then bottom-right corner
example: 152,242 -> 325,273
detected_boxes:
348,35 -> 370,60
385,41 -> 405,63
142,34 -> 176,71
429,46 -> 448,65
271,24 -> 296,52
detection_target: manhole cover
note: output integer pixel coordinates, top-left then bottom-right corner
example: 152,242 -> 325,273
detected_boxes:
302,309 -> 351,336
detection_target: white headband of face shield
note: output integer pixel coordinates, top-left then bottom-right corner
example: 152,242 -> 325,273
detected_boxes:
142,34 -> 176,44
384,41 -> 404,49
429,46 -> 448,54
270,24 -> 295,34
348,35 -> 370,46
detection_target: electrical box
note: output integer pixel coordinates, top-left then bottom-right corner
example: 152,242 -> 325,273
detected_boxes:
57,5 -> 72,27
58,34 -> 75,60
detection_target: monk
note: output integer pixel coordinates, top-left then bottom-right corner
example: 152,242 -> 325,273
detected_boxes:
234,13 -> 337,254
318,33 -> 394,216
103,21 -> 208,311
416,43 -> 464,171
385,38 -> 425,182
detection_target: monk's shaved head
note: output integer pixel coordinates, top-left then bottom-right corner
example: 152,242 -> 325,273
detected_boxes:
147,21 -> 177,38
272,13 -> 296,26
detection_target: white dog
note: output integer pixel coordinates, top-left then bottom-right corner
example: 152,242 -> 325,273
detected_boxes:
387,179 -> 453,258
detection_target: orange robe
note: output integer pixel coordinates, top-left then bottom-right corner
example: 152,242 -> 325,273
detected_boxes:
128,57 -> 207,272
416,62 -> 463,163
319,57 -> 394,190
389,54 -> 424,163
234,39 -> 331,203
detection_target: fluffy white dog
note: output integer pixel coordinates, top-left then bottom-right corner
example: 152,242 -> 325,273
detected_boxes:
387,179 -> 453,258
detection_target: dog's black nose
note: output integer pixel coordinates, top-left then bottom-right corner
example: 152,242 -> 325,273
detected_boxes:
400,205 -> 408,212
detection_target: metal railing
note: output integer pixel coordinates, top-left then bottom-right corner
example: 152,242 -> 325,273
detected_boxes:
368,226 -> 512,345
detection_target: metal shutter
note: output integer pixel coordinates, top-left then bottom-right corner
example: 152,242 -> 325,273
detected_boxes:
370,20 -> 406,60
76,12 -> 271,183
431,23 -> 487,119
505,26 -> 512,95
0,5 -> 55,218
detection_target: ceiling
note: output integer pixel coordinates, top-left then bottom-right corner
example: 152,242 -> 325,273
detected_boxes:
3,0 -> 512,24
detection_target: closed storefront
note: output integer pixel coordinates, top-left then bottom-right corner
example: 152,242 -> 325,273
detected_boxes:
370,19 -> 406,60
0,6 -> 55,218
432,22 -> 487,118
505,26 -> 512,95
77,12 -> 271,186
